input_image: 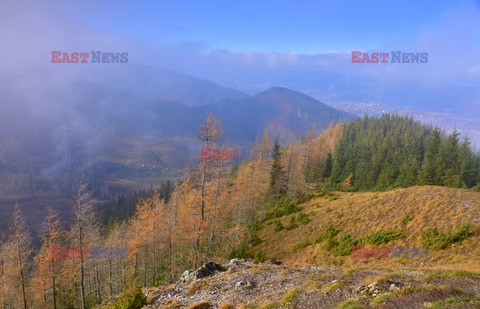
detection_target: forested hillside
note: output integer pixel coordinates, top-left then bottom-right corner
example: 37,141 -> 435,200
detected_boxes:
330,115 -> 480,191
0,114 -> 479,309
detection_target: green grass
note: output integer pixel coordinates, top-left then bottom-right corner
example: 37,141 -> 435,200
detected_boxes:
372,285 -> 462,307
429,296 -> 480,308
335,299 -> 367,309
421,270 -> 480,280
258,288 -> 304,309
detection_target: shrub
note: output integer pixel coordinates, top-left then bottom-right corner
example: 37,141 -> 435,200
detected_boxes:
297,192 -> 315,203
314,225 -> 338,243
103,278 -> 146,309
292,240 -> 312,252
360,229 -> 406,245
332,234 -> 355,256
250,234 -> 262,246
401,214 -> 411,225
274,220 -> 284,232
319,229 -> 405,256
328,195 -> 339,201
297,212 -> 310,225
323,237 -> 338,251
422,224 -> 472,250
253,251 -> 266,263
284,216 -> 298,230
269,196 -> 301,218
227,240 -> 251,259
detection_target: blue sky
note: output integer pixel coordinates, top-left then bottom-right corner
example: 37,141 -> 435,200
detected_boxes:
31,0 -> 473,54
0,0 -> 479,87
49,0 -> 471,53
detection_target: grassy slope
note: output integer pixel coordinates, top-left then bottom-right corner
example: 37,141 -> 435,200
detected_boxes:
254,186 -> 480,272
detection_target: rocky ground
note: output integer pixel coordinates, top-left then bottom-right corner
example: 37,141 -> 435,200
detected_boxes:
143,259 -> 480,309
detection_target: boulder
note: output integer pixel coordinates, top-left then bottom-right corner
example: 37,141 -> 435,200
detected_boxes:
195,261 -> 226,279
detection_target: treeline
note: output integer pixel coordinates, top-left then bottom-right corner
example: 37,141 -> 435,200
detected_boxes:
97,179 -> 175,226
328,115 -> 480,191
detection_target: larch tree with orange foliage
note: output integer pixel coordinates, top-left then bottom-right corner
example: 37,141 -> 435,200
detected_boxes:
34,207 -> 63,309
69,179 -> 99,309
4,204 -> 32,309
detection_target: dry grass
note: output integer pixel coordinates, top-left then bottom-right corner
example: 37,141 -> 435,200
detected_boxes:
186,300 -> 211,309
160,299 -> 181,309
187,281 -> 209,296
218,300 -> 234,309
254,186 -> 480,271
371,285 -> 460,307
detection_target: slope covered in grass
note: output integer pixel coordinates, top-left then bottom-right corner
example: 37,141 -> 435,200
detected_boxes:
252,186 -> 480,271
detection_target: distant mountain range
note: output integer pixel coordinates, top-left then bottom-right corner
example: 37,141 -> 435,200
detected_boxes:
0,64 -> 352,235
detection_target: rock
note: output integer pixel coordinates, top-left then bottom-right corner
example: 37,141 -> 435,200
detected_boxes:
245,280 -> 257,289
229,258 -> 242,265
236,280 -> 256,290
178,270 -> 194,283
389,283 -> 397,291
367,281 -> 378,288
227,258 -> 250,268
235,281 -> 246,289
263,259 -> 282,265
195,261 -> 226,279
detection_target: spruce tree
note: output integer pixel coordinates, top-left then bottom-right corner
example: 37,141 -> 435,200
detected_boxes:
418,127 -> 442,185
270,139 -> 287,197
